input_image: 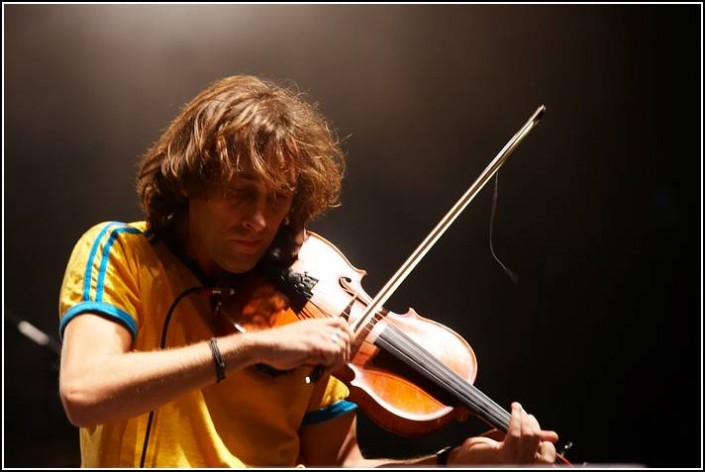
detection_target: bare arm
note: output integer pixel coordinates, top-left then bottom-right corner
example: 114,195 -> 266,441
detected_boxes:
441,403 -> 558,466
59,313 -> 354,427
298,403 -> 558,467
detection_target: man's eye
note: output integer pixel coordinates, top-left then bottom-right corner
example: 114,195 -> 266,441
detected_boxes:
227,188 -> 252,199
271,192 -> 290,201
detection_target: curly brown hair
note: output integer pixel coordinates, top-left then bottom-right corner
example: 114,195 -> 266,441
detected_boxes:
136,75 -> 345,236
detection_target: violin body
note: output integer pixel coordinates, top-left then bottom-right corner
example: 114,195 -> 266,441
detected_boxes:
215,231 -> 479,436
338,307 -> 478,436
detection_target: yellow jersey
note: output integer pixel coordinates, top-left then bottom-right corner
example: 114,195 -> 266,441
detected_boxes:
59,221 -> 356,467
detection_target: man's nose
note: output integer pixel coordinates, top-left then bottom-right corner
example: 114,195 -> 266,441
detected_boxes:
241,195 -> 268,232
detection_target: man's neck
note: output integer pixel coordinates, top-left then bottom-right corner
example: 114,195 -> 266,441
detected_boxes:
172,215 -> 223,280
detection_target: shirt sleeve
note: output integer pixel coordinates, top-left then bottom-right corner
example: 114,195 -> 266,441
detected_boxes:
58,221 -> 143,341
301,375 -> 358,426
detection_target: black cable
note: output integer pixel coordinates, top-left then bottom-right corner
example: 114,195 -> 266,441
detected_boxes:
489,172 -> 519,285
138,286 -> 210,468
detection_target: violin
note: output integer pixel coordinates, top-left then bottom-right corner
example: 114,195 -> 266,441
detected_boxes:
213,105 -> 570,464
215,230 -> 478,435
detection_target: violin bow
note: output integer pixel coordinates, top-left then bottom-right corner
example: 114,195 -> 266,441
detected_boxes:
349,105 -> 546,335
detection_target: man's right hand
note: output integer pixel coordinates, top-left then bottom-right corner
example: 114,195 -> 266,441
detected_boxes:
246,317 -> 355,372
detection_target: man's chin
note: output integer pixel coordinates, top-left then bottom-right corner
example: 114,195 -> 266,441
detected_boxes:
220,255 -> 262,274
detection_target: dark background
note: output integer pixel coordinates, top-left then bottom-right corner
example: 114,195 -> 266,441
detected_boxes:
4,5 -> 701,468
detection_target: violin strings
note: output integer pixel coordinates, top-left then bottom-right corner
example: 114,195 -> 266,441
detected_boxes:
380,325 -> 510,430
294,280 -> 507,423
376,324 -> 511,431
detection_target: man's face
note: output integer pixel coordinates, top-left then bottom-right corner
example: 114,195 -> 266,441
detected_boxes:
187,177 -> 294,275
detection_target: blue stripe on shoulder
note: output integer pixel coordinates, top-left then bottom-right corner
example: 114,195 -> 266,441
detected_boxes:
301,400 -> 358,427
95,226 -> 143,302
83,222 -> 122,301
59,301 -> 138,341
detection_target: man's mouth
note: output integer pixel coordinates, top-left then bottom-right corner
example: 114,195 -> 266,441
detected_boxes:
230,238 -> 264,250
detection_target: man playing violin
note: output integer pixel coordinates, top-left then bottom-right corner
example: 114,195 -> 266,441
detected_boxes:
58,75 -> 558,467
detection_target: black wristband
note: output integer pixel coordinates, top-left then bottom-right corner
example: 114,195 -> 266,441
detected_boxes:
436,446 -> 453,466
208,338 -> 226,383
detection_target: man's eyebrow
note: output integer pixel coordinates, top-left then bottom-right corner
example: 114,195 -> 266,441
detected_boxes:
231,181 -> 257,188
229,177 -> 260,188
